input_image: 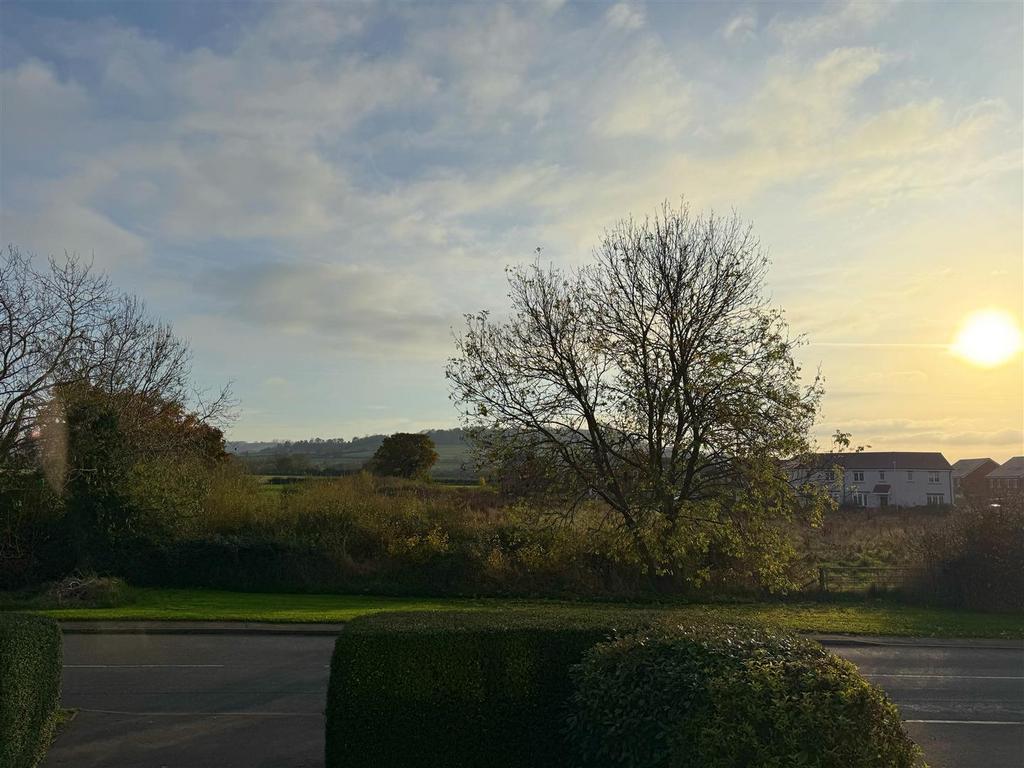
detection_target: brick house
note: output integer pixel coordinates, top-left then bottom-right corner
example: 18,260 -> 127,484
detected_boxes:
987,456 -> 1024,502
951,458 -> 999,503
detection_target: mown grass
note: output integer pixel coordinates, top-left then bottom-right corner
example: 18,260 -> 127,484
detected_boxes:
3,587 -> 1022,638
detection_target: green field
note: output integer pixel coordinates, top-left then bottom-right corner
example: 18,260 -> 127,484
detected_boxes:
5,588 -> 1022,638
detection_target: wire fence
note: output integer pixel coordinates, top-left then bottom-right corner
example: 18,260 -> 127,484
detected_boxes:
811,565 -> 924,595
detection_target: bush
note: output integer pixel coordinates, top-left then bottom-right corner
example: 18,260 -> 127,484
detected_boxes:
0,614 -> 62,768
915,502 -> 1024,611
39,575 -> 128,607
567,623 -> 922,768
325,609 -> 653,768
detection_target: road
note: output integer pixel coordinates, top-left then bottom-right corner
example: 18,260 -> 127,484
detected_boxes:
44,631 -> 335,768
43,627 -> 1023,768
833,640 -> 1024,768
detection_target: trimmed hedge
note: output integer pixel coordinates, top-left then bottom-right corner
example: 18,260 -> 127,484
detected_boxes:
0,614 -> 62,768
325,608 -> 652,768
567,623 -> 923,768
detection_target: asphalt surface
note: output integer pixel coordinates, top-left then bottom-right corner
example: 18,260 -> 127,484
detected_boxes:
833,641 -> 1024,768
44,632 -> 336,768
43,628 -> 1023,768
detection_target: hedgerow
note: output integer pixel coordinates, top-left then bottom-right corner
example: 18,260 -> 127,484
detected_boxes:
567,623 -> 923,768
325,608 -> 652,768
0,614 -> 62,768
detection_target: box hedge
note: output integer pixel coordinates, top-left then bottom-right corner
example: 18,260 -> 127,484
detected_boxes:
0,614 -> 62,768
325,608 -> 653,768
567,623 -> 923,768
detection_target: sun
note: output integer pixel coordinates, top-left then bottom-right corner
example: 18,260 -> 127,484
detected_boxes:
951,309 -> 1023,367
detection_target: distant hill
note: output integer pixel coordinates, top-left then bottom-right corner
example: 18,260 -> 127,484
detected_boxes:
230,428 -> 476,481
226,440 -> 281,454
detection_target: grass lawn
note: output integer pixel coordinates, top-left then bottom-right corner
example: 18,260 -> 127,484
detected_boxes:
2,587 -> 1022,638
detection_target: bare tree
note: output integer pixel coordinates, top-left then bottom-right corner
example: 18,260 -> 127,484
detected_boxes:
0,248 -> 111,456
447,202 -> 826,586
1,246 -> 233,466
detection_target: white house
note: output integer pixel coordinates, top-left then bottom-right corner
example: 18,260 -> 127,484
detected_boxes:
792,452 -> 953,509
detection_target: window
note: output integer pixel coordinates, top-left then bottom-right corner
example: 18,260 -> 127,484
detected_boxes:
926,494 -> 945,506
852,492 -> 868,507
852,470 -> 864,482
927,471 -> 941,484
878,471 -> 886,481
906,471 -> 914,481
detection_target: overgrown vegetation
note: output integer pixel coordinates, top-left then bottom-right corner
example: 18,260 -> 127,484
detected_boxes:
914,499 -> 1024,612
5,466 -> 825,597
0,614 -> 62,768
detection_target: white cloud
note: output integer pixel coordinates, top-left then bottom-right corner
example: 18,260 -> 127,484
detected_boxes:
589,48 -> 691,139
605,3 -> 646,31
770,1 -> 891,46
722,10 -> 757,42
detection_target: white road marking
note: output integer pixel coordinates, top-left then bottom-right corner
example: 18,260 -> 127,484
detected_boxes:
64,664 -> 225,669
77,708 -> 320,718
905,719 -> 1024,726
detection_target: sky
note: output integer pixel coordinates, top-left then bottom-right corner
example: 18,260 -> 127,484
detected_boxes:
1,0 -> 1022,461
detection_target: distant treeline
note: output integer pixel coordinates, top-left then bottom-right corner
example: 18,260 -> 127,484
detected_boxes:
231,429 -> 475,480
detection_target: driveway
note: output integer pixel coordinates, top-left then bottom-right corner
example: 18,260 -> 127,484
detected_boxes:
44,625 -> 1023,768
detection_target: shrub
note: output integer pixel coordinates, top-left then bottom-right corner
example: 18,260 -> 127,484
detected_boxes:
325,609 -> 653,768
915,501 -> 1024,611
39,574 -> 128,607
567,623 -> 922,768
0,614 -> 62,768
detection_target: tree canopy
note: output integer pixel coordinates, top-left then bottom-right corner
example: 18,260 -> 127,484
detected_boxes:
368,433 -> 439,480
447,202 -> 829,589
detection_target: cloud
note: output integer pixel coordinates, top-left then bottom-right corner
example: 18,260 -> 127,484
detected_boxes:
769,1 -> 891,46
198,260 -> 455,358
589,48 -> 691,139
605,3 -> 646,31
722,10 -> 757,42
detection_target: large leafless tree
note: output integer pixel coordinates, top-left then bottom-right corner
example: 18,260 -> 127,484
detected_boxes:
448,202 -> 825,585
0,246 -> 232,467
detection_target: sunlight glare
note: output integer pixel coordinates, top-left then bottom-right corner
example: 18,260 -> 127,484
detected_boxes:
951,309 -> 1023,367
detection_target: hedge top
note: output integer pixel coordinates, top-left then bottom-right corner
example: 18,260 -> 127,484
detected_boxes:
339,607 -> 798,638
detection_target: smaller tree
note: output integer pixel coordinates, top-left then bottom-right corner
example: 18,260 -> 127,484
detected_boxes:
368,433 -> 439,480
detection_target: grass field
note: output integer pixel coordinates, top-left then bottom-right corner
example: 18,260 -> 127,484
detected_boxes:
4,587 -> 1022,638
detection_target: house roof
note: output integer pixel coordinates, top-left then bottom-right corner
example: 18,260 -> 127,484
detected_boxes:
951,458 -> 998,478
809,451 -> 951,471
987,456 -> 1024,478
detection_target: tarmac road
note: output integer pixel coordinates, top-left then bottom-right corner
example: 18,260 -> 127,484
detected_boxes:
833,640 -> 1023,768
42,625 -> 1023,768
